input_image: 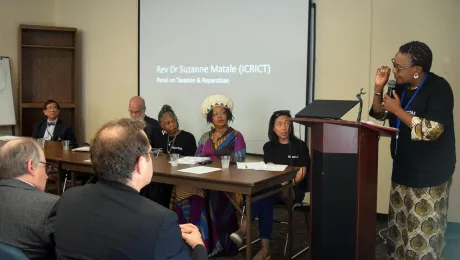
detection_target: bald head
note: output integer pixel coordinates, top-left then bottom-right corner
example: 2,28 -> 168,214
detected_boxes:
129,96 -> 145,107
0,138 -> 43,180
129,96 -> 146,120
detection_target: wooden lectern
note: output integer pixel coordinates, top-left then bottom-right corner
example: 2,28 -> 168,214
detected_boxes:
291,117 -> 396,260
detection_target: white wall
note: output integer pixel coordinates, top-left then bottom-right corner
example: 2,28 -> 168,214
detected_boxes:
54,0 -> 139,141
0,0 -> 55,135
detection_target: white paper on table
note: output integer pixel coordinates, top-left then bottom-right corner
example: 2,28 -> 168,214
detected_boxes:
237,162 -> 288,172
72,146 -> 90,152
237,162 -> 267,170
0,135 -> 21,141
177,166 -> 220,174
83,159 -> 91,163
177,156 -> 211,165
265,164 -> 288,171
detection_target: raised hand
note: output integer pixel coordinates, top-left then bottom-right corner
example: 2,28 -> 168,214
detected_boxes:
375,66 -> 391,93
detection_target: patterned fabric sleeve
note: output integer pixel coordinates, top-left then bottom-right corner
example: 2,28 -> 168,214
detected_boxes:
232,131 -> 246,162
195,133 -> 207,157
411,116 -> 444,141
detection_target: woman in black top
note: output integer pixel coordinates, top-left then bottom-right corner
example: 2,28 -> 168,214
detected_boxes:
151,105 -> 197,156
370,41 -> 455,259
263,110 -> 310,202
230,110 -> 309,260
141,105 -> 197,208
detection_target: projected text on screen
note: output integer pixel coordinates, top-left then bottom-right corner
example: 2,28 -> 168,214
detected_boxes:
156,64 -> 271,84
139,0 -> 310,154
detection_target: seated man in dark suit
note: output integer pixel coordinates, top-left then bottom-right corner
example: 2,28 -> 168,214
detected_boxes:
128,96 -> 160,144
32,99 -> 77,146
0,138 -> 58,260
54,118 -> 207,260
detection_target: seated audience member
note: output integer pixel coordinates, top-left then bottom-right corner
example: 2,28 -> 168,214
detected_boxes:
32,99 -> 77,146
176,94 -> 245,256
230,110 -> 310,260
0,138 -> 58,260
128,96 -> 160,144
54,119 -> 207,260
142,105 -> 197,208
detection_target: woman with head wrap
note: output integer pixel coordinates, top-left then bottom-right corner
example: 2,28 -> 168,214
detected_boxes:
197,94 -> 246,256
195,94 -> 246,161
172,95 -> 246,257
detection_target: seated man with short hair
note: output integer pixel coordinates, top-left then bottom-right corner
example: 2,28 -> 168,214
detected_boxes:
54,118 -> 207,260
0,138 -> 58,260
32,99 -> 77,146
128,96 -> 160,144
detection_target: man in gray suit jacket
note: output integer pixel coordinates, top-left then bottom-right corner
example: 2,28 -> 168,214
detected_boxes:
0,138 -> 58,260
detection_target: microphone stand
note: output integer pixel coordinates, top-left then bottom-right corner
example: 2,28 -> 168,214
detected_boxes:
356,88 -> 366,122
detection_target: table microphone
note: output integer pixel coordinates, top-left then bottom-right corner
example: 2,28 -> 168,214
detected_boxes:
387,80 -> 396,98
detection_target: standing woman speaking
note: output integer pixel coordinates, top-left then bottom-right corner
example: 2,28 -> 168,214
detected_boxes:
370,41 -> 456,259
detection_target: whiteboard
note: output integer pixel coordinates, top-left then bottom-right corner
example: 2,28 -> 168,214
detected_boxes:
0,57 -> 16,126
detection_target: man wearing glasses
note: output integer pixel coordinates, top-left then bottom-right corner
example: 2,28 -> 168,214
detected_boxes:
0,138 -> 58,259
32,99 -> 77,147
54,119 -> 207,260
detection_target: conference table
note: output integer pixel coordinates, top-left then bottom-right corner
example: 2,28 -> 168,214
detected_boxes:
0,140 -> 297,259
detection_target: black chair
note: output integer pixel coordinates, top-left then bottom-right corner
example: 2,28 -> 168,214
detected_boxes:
274,193 -> 310,259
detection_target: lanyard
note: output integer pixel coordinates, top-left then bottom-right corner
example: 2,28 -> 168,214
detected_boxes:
394,74 -> 428,155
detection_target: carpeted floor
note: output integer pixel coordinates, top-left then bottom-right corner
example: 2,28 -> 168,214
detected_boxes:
213,206 -> 460,260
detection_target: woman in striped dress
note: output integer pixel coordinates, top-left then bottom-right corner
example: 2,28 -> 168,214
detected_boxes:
170,94 -> 246,256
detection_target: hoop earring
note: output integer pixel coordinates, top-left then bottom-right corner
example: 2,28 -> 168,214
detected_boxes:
413,72 -> 419,79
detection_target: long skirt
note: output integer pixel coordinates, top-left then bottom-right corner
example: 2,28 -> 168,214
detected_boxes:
171,194 -> 211,251
170,188 -> 239,256
387,178 -> 452,260
207,190 -> 239,256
